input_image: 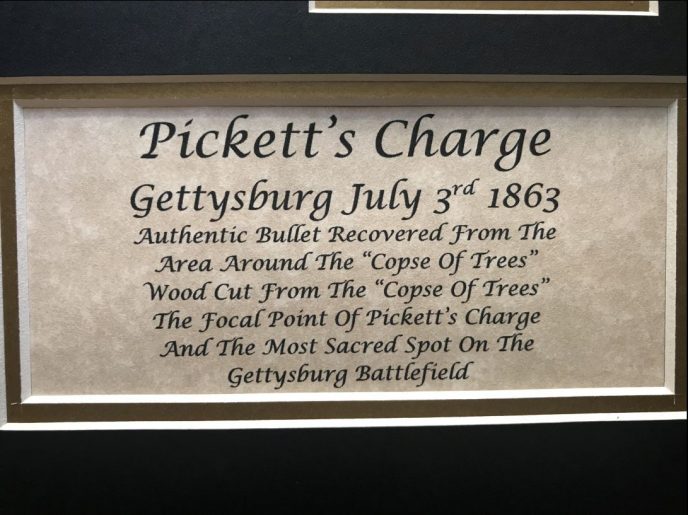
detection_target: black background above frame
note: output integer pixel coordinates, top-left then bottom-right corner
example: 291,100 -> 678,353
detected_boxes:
0,0 -> 686,77
0,1 -> 686,514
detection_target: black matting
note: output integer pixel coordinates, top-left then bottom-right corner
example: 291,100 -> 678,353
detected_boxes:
0,0 -> 686,77
0,422 -> 686,514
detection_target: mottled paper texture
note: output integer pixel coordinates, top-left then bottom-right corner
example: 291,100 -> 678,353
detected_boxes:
21,106 -> 669,395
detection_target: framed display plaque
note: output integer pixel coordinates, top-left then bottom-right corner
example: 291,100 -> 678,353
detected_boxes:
1,77 -> 685,429
1,3 -> 686,514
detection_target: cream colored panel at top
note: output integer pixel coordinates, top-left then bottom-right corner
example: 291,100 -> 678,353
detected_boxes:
310,1 -> 656,14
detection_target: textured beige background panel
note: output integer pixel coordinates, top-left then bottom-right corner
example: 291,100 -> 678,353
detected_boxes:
22,106 -> 668,395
